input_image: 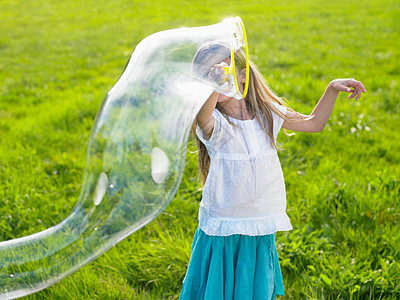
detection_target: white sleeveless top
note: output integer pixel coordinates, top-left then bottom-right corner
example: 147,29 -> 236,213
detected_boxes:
196,102 -> 292,236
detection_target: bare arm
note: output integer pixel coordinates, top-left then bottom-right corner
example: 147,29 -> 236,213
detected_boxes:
282,79 -> 366,133
196,92 -> 219,139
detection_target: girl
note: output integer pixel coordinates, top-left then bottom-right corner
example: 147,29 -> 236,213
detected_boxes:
179,42 -> 366,299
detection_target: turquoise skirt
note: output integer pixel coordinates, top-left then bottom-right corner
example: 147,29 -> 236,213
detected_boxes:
179,228 -> 284,300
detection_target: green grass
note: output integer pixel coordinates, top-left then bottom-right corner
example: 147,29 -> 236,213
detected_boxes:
0,0 -> 399,299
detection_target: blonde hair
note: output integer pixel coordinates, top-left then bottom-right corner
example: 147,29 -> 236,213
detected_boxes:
192,45 -> 298,183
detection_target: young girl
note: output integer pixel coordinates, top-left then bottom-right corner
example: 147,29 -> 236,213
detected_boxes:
179,42 -> 366,299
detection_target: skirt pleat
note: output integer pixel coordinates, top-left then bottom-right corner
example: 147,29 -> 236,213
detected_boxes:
179,228 -> 284,300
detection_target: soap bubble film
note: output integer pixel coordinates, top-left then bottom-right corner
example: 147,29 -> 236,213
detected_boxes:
0,17 -> 249,299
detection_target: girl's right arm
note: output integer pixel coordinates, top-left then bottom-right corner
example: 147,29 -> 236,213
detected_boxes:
196,92 -> 219,140
282,79 -> 366,133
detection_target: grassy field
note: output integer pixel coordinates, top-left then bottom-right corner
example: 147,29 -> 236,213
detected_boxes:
0,0 -> 399,299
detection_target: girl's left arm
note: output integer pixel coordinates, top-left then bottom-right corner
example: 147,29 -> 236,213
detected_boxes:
282,79 -> 366,133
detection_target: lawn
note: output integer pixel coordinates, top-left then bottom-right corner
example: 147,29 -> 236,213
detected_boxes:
0,0 -> 399,299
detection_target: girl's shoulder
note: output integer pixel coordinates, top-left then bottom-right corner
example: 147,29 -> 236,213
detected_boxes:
257,102 -> 287,122
271,101 -> 288,115
258,102 -> 288,136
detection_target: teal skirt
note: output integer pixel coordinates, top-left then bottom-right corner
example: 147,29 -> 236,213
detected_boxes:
179,228 -> 284,300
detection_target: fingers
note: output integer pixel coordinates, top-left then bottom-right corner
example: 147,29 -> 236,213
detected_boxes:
347,86 -> 363,101
356,86 -> 363,101
342,78 -> 366,101
216,61 -> 229,68
348,89 -> 357,100
347,79 -> 367,93
208,66 -> 224,84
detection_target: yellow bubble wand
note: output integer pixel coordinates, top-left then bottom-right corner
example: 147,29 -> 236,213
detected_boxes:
223,17 -> 250,100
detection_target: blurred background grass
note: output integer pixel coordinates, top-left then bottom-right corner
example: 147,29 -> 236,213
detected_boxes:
0,0 -> 399,299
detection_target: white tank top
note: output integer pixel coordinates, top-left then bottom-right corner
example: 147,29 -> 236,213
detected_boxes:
196,102 -> 292,236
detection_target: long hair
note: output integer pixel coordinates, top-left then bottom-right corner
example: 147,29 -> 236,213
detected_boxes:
192,43 -> 298,184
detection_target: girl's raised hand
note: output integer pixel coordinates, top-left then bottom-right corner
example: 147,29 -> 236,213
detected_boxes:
208,61 -> 229,85
330,78 -> 366,101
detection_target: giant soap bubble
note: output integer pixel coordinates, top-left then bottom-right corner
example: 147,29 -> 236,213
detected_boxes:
0,16 -> 249,299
